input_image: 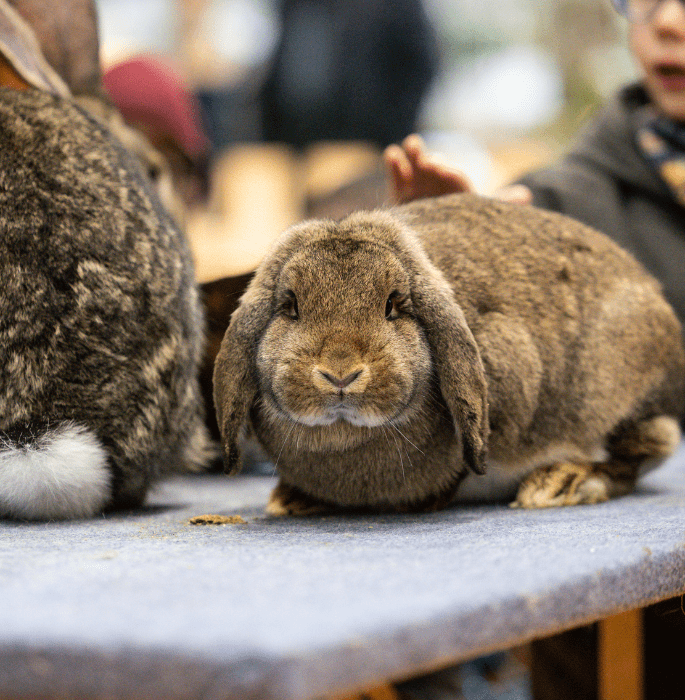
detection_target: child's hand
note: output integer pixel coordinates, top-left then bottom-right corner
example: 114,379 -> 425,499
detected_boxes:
384,134 -> 473,204
384,133 -> 534,206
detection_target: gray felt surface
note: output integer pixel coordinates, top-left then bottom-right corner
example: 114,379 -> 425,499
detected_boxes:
2,444 -> 685,700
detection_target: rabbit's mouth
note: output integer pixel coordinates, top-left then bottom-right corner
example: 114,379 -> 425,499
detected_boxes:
279,386 -> 416,427
270,363 -> 419,428
294,402 -> 392,428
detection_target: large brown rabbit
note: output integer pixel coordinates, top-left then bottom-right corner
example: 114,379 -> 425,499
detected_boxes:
0,87 -> 211,520
214,193 -> 685,515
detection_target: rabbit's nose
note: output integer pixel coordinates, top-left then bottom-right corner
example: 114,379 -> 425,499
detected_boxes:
318,369 -> 363,389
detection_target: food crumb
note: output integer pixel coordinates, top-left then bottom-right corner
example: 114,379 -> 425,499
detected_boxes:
187,514 -> 247,525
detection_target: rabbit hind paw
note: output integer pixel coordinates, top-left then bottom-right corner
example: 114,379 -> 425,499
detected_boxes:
511,462 -> 611,509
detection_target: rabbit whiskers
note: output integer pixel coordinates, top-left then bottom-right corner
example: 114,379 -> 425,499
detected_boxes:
272,416 -> 300,476
386,421 -> 425,456
380,423 -> 407,484
269,398 -> 432,486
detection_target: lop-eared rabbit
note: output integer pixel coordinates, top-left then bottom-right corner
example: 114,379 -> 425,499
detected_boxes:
0,87 -> 210,519
214,193 -> 685,515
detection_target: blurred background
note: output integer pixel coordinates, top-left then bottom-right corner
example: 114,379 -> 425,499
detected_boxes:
95,0 -> 638,281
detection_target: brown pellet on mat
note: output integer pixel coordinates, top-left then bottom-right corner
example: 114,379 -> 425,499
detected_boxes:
187,514 -> 246,525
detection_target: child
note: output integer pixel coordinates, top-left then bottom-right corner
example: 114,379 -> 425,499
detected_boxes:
385,0 -> 685,325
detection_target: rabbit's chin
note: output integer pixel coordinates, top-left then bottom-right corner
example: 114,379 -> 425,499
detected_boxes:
260,391 -> 416,431
291,408 -> 389,428
275,402 -> 399,429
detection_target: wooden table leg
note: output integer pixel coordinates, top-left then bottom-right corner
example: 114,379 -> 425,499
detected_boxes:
335,683 -> 400,700
598,608 -> 644,700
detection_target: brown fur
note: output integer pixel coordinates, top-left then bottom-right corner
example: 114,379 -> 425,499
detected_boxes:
0,88 -> 211,519
214,193 -> 685,513
0,0 -> 186,225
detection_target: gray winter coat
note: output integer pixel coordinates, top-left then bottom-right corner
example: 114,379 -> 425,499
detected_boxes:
519,83 -> 685,325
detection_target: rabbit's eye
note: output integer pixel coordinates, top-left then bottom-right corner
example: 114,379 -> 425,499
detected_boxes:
385,291 -> 412,320
280,291 -> 299,320
385,292 -> 401,320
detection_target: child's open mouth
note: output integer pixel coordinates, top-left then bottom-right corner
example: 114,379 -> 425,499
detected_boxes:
657,64 -> 685,76
654,63 -> 685,89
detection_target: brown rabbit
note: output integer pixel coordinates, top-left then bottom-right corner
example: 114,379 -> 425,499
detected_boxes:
0,87 -> 212,520
214,193 -> 685,515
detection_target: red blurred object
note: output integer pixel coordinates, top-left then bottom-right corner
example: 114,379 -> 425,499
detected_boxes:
103,55 -> 209,163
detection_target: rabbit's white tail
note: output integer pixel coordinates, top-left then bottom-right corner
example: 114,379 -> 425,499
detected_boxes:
0,423 -> 110,520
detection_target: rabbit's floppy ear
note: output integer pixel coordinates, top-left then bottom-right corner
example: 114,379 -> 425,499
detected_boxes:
412,266 -> 489,474
382,218 -> 489,475
213,281 -> 272,475
212,222 -> 312,474
0,0 -> 71,97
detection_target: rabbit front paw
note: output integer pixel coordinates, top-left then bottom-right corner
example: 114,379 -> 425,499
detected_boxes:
267,481 -> 332,517
511,462 -> 611,509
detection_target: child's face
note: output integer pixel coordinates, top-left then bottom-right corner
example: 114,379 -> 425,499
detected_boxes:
630,0 -> 685,121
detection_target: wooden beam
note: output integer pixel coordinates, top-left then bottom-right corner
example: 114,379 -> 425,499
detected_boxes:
598,608 -> 644,700
334,683 -> 400,700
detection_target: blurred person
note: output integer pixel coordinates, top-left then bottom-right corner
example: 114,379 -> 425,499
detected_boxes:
385,0 -> 685,327
259,0 -> 438,149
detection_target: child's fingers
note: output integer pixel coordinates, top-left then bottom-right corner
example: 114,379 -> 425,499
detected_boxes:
383,143 -> 411,180
401,133 -> 428,168
383,143 -> 414,200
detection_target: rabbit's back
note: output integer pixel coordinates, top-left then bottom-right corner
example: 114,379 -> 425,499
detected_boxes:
402,194 -> 657,324
0,88 -> 209,518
